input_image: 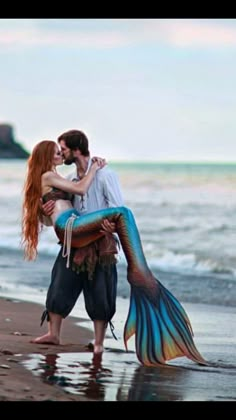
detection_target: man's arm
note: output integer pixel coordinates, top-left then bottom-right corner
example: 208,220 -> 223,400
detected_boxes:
39,199 -> 54,226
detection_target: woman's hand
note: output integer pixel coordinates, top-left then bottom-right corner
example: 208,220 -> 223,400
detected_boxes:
91,156 -> 107,169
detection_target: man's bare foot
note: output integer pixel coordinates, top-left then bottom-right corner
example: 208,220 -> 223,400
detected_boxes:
93,344 -> 104,354
30,333 -> 60,345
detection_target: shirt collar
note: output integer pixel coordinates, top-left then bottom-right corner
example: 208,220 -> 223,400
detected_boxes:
84,157 -> 92,176
74,157 -> 91,180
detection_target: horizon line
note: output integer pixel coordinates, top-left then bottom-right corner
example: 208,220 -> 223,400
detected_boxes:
109,159 -> 236,165
1,158 -> 236,165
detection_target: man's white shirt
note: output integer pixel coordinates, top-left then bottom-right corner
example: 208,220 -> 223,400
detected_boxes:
66,159 -> 124,215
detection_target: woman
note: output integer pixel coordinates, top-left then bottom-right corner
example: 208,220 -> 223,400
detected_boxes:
22,140 -> 207,367
22,140 -> 105,261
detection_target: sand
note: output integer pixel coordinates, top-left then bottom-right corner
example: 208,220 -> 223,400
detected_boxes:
0,296 -> 236,402
0,297 -> 94,401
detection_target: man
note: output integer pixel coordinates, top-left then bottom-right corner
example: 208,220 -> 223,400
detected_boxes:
32,129 -> 124,354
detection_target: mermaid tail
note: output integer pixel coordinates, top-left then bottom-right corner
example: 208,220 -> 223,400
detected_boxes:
124,282 -> 207,366
55,206 -> 207,366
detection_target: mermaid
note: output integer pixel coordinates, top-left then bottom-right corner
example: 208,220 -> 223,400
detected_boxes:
22,140 -> 207,367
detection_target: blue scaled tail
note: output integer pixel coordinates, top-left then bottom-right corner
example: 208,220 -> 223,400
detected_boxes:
124,280 -> 207,366
55,205 -> 207,366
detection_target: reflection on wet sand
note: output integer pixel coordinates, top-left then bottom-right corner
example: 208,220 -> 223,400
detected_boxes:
36,352 -> 113,400
74,353 -> 112,400
22,351 -> 187,401
22,350 -> 236,401
116,364 -> 186,401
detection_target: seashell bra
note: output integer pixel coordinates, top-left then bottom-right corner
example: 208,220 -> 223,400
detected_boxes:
42,187 -> 73,204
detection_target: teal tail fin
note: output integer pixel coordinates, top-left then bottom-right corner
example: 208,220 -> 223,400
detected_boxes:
124,280 -> 207,366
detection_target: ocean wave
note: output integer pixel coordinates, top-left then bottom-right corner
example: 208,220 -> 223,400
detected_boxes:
1,160 -> 236,308
0,246 -> 236,307
1,238 -> 235,281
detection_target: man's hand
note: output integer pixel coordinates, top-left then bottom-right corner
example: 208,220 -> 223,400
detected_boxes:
100,219 -> 116,234
41,199 -> 55,217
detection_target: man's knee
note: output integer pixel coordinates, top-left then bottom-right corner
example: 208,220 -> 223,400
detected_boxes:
84,264 -> 117,322
46,250 -> 86,318
85,302 -> 115,322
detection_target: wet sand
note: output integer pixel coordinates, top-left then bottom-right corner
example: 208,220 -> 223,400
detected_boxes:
0,296 -> 236,402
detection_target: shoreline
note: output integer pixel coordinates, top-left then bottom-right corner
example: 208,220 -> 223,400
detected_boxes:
0,296 -> 236,401
0,297 -> 94,401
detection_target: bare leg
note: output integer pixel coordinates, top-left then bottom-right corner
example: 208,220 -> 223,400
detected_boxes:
30,312 -> 62,345
93,320 -> 107,354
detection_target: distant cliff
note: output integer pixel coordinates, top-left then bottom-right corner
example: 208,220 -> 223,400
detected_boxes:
0,124 -> 29,159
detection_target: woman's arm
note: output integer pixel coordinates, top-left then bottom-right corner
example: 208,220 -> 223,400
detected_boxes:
43,160 -> 106,195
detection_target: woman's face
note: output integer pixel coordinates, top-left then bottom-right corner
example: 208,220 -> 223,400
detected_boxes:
53,145 -> 63,167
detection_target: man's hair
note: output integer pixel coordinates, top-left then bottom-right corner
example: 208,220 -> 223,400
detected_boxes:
57,129 -> 90,156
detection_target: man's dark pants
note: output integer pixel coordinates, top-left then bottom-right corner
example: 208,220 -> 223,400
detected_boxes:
44,247 -> 117,323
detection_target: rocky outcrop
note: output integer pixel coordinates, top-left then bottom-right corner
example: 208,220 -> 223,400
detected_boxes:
0,124 -> 29,159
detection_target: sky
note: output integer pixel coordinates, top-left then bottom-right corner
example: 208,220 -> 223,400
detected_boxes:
1,18 -> 236,162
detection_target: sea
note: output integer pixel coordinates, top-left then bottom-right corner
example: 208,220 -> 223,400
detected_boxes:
1,158 -> 236,401
1,158 -> 236,302
1,158 -> 236,306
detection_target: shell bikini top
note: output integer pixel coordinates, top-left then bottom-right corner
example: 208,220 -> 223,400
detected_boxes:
42,187 -> 73,204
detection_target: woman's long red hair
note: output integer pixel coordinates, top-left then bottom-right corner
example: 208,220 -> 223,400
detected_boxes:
22,140 -> 56,260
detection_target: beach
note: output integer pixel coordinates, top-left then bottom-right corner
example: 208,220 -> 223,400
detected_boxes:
0,297 -> 95,401
0,295 -> 236,402
1,160 -> 236,402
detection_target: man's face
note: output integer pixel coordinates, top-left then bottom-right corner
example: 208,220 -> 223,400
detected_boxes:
59,139 -> 75,165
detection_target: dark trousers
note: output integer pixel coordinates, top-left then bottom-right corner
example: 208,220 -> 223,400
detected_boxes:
45,247 -> 117,322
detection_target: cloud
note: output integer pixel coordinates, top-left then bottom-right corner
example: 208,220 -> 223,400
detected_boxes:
0,19 -> 236,50
152,19 -> 236,48
0,19 -> 129,49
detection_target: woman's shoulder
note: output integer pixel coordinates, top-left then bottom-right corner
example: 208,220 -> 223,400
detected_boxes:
42,171 -> 59,181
